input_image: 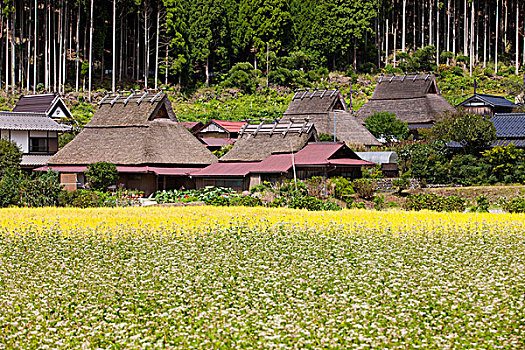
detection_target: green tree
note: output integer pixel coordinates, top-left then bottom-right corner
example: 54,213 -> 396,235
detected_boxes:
364,111 -> 409,142
222,62 -> 258,93
86,162 -> 118,191
430,111 -> 497,154
0,138 -> 22,177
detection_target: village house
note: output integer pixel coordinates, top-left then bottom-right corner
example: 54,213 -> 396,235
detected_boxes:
194,119 -> 246,151
355,74 -> 455,136
0,93 -> 71,169
456,93 -> 518,117
192,119 -> 373,191
283,89 -> 381,148
40,91 -> 217,194
179,121 -> 204,133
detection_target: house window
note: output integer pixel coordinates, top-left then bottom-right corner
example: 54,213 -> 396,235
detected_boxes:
29,131 -> 59,154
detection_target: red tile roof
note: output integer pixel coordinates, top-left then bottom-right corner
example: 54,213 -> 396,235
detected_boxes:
293,142 -> 346,165
211,120 -> 246,133
252,154 -> 293,173
179,121 -> 203,131
191,162 -> 258,177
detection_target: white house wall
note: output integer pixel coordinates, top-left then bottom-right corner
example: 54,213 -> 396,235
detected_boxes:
10,130 -> 29,153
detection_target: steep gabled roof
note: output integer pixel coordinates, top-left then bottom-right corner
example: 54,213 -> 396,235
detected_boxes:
208,120 -> 246,133
282,89 -> 380,146
370,74 -> 439,100
179,121 -> 204,133
284,89 -> 348,116
220,119 -> 317,162
13,93 -> 72,119
457,93 -> 518,108
356,74 -> 455,125
48,92 -> 217,166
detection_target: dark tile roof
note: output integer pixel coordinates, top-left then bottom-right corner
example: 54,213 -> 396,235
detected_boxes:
492,113 -> 525,138
13,94 -> 58,113
457,93 -> 518,108
0,112 -> 71,131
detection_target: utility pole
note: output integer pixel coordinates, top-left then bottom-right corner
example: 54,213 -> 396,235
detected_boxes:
266,42 -> 269,88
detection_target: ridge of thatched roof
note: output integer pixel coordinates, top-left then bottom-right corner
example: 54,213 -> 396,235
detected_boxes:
221,119 -> 318,162
355,75 -> 455,125
48,93 -> 217,166
284,89 -> 348,116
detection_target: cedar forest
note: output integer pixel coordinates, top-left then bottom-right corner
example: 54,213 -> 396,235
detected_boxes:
0,0 -> 525,97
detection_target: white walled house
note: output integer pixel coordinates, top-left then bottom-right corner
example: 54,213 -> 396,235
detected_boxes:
0,94 -> 72,169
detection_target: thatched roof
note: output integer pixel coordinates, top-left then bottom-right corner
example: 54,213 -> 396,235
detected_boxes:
282,89 -> 380,147
285,90 -> 348,115
355,75 -> 455,125
220,119 -> 318,162
48,92 -> 217,166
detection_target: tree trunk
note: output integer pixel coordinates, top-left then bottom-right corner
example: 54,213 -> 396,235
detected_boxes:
452,0 -> 456,56
89,0 -> 94,101
27,0 -> 32,91
165,44 -> 169,85
10,10 -> 15,91
112,0 -> 116,92
447,0 -> 450,53
205,56 -> 209,87
154,9 -> 159,90
5,15 -> 9,92
483,1 -> 487,67
144,4 -> 149,89
463,0 -> 467,55
429,0 -> 433,46
495,0 -> 499,74
34,0 -> 37,93
385,18 -> 389,65
436,4 -> 440,65
76,1 -> 80,92
58,0 -> 63,93
516,4 -> 520,75
402,0 -> 406,52
469,0 -> 474,77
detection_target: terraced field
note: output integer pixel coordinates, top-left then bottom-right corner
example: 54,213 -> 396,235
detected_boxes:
0,207 -> 524,348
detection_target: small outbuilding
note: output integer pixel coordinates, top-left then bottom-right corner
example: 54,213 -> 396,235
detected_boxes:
456,93 -> 518,117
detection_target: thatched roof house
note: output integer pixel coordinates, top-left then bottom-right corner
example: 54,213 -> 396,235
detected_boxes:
46,91 -> 216,193
355,74 -> 455,130
220,119 -> 318,162
282,89 -> 381,147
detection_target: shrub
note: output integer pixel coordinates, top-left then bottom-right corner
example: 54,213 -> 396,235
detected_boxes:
364,111 -> 409,142
230,195 -> 262,207
405,193 -> 466,212
0,169 -> 22,207
0,138 -> 22,177
289,195 -> 340,211
500,197 -> 525,213
475,195 -> 490,212
18,171 -> 64,207
352,179 -> 375,199
327,177 -> 354,200
86,162 -> 118,191
222,62 -> 257,94
373,194 -> 384,210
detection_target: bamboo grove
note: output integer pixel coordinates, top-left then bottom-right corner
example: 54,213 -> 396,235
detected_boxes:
0,0 -> 524,94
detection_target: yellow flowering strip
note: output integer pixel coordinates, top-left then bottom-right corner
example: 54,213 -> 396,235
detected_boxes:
0,206 -> 523,236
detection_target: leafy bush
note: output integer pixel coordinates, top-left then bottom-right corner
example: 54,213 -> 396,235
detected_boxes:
475,195 -> 490,212
0,169 -> 22,207
18,171 -> 63,207
222,62 -> 258,94
373,194 -> 384,210
481,144 -> 525,183
364,111 -> 409,142
230,195 -> 262,207
327,177 -> 355,200
289,195 -> 341,211
500,197 -> 525,213
86,162 -> 118,191
405,193 -> 466,212
352,179 -> 375,199
447,154 -> 486,185
0,138 -> 22,177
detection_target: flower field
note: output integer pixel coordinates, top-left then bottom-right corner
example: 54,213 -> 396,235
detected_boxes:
1,207 -> 524,348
